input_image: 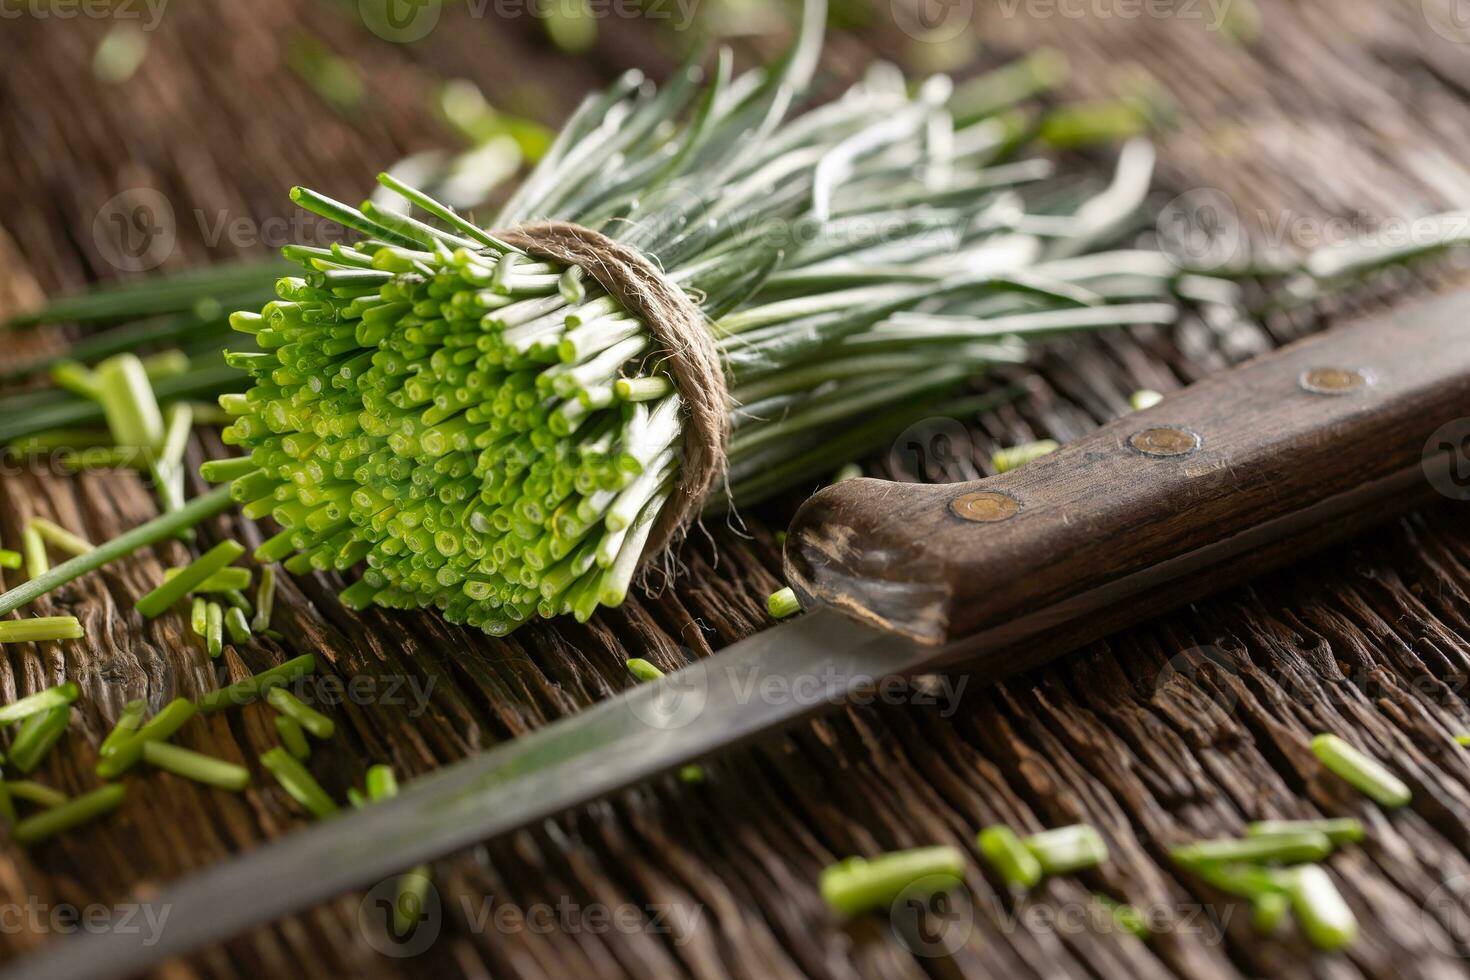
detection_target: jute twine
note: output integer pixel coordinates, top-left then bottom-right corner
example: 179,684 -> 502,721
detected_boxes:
496,221 -> 729,559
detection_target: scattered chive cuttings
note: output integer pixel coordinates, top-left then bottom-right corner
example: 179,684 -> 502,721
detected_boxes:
1170,831 -> 1333,867
992,439 -> 1059,473
1245,818 -> 1363,846
275,714 -> 310,760
9,704 -> 71,774
1285,865 -> 1358,951
0,681 -> 80,726
191,597 -> 209,635
625,658 -> 665,683
198,654 -> 316,714
767,587 -> 801,620
363,765 -> 433,935
261,746 -> 338,818
0,549 -> 20,571
252,565 -> 276,632
1311,734 -> 1411,808
266,687 -> 335,739
97,697 -> 199,779
142,740 -> 250,791
135,540 -> 247,618
1024,825 -> 1108,875
977,824 -> 1043,889
99,698 -> 147,754
4,779 -> 68,808
13,784 -> 125,845
0,616 -> 84,644
224,606 -> 252,644
21,526 -> 48,580
164,566 -> 252,592
0,484 -> 235,616
205,601 -> 224,657
28,518 -> 94,557
820,846 -> 966,917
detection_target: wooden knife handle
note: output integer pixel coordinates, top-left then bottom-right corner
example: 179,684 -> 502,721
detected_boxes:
784,291 -> 1470,670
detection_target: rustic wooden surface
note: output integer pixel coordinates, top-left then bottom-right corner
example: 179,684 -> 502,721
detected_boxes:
2,1 -> 1470,978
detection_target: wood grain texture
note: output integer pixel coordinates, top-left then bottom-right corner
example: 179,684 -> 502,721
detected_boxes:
1,2 -> 1470,978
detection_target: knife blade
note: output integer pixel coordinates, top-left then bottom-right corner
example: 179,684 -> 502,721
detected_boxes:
9,289 -> 1470,977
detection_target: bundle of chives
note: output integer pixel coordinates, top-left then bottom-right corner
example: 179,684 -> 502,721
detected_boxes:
820,846 -> 966,917
13,785 -> 125,845
261,746 -> 338,818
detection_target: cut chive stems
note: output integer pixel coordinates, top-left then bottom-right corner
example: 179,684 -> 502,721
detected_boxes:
1311,734 -> 1412,808
142,740 -> 250,791
365,764 -> 398,801
191,597 -> 208,636
275,714 -> 310,759
261,746 -> 338,817
224,606 -> 252,645
4,779 -> 67,808
625,658 -> 665,682
13,784 -> 125,845
1171,831 -> 1333,867
206,602 -> 224,657
1286,866 -> 1358,951
252,565 -> 276,632
97,697 -> 200,779
1252,891 -> 1290,934
820,846 -> 966,917
0,681 -> 80,726
28,518 -> 94,557
0,485 -> 235,616
1024,825 -> 1108,875
360,763 -> 433,934
977,824 -> 1043,889
198,654 -> 317,714
164,566 -> 252,592
1245,818 -> 1364,846
0,549 -> 21,570
0,616 -> 84,643
135,540 -> 246,618
767,586 -> 801,619
95,353 -> 165,450
1094,894 -> 1148,938
992,439 -> 1060,473
51,359 -> 102,400
10,705 -> 71,774
99,698 -> 147,754
266,687 -> 335,739
1129,389 -> 1163,411
21,526 -> 48,580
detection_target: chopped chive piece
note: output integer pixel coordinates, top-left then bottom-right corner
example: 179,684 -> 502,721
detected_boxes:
767,586 -> 801,619
28,518 -> 94,557
222,589 -> 253,616
1170,831 -> 1332,867
21,526 -> 48,580
992,439 -> 1060,473
365,764 -> 398,801
13,784 -> 125,844
1311,734 -> 1411,808
135,697 -> 199,743
164,566 -> 252,592
392,869 -> 434,937
625,658 -> 664,682
977,824 -> 1043,889
678,764 -> 706,784
1458,734 -> 1470,746
97,697 -> 198,778
1286,866 -> 1357,951
190,597 -> 208,635
820,846 -> 966,917
1024,825 -> 1108,875
252,565 -> 276,632
4,780 -> 68,808
1245,818 -> 1364,846
0,616 -> 84,643
261,746 -> 338,817
0,485 -> 236,616
51,359 -> 102,400
142,740 -> 250,791
0,682 -> 80,726
831,462 -> 862,483
275,714 -> 310,759
0,549 -> 20,570
199,456 -> 259,483
266,687 -> 334,739
224,606 -> 252,644
96,353 -> 165,450
205,602 -> 224,657
198,654 -> 317,714
346,786 -> 367,809
100,699 -> 147,754
1130,389 -> 1164,411
1094,894 -> 1148,938
135,540 -> 246,618
10,705 -> 71,774
1252,891 -> 1290,934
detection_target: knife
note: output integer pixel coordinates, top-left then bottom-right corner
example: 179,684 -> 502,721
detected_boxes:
11,290 -> 1470,978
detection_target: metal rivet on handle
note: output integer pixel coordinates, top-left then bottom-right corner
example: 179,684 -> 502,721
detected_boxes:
951,490 -> 1020,523
1300,367 -> 1370,395
1128,426 -> 1201,458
